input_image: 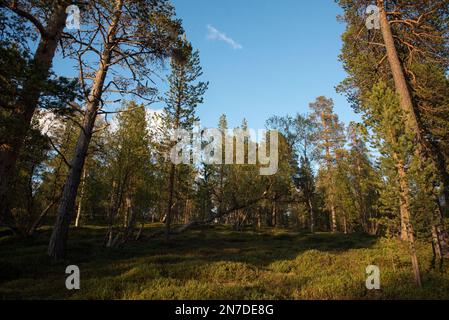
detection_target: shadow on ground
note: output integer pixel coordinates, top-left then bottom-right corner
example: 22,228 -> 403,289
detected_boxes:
0,225 -> 448,299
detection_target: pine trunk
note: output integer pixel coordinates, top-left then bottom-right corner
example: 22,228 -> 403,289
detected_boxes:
165,163 -> 176,241
331,204 -> 337,233
308,197 -> 314,233
272,202 -> 277,227
48,0 -> 124,260
432,206 -> 449,259
75,168 -> 87,227
400,205 -> 408,241
378,0 -> 449,217
395,157 -> 422,287
343,215 -> 348,234
48,105 -> 98,259
123,194 -> 135,241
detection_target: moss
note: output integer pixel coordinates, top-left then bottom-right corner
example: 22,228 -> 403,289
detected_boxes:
0,225 -> 448,299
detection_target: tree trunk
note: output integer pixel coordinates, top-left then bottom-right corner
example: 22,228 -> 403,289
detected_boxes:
330,204 -> 337,233
343,214 -> 348,234
219,165 -> 224,216
27,200 -> 58,236
321,111 -> 338,234
271,201 -> 277,227
165,163 -> 176,241
75,167 -> 87,227
184,198 -> 192,224
48,0 -> 124,260
395,157 -> 422,287
432,226 -> 442,260
0,3 -> 68,227
400,204 -> 408,241
378,0 -> 449,218
432,205 -> 449,259
48,105 -> 98,259
355,160 -> 369,234
123,194 -> 136,241
308,197 -> 314,233
378,1 -> 418,244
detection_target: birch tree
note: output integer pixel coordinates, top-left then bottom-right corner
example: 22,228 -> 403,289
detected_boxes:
162,39 -> 208,241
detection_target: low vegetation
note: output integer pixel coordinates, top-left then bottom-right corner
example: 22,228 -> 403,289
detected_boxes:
1,225 -> 448,300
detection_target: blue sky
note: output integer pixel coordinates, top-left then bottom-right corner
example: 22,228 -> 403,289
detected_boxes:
54,0 -> 359,130
169,0 -> 360,129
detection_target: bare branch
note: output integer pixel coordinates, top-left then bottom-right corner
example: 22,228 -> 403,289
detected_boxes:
2,1 -> 48,38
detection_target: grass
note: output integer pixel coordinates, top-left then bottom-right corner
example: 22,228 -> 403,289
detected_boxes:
0,224 -> 448,299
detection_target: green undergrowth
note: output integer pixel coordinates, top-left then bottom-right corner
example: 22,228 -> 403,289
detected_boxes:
1,224 -> 448,299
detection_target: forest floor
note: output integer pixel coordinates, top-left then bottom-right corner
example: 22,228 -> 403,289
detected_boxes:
0,224 -> 449,299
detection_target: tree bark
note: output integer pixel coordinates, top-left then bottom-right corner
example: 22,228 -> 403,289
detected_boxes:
432,205 -> 449,259
48,0 -> 124,260
123,194 -> 136,241
165,162 -> 176,241
432,225 -> 442,260
27,199 -> 58,236
184,198 -> 191,224
343,215 -> 348,234
378,2 -> 418,244
75,167 -> 87,227
330,203 -> 337,233
0,2 -> 68,227
400,204 -> 408,241
395,156 -> 422,287
308,197 -> 314,233
48,101 -> 99,259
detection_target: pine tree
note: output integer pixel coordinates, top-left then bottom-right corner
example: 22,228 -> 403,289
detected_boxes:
367,81 -> 422,287
162,38 -> 208,240
347,122 -> 380,234
309,97 -> 346,233
0,1 -> 75,223
337,0 -> 449,260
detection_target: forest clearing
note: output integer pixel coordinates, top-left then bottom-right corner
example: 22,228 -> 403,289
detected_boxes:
1,225 -> 449,300
1,0 -> 449,303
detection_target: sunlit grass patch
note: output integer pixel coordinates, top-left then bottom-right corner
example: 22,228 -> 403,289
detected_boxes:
1,225 -> 448,299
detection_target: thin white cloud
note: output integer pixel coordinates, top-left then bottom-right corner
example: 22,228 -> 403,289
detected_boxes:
146,108 -> 164,130
206,25 -> 242,50
107,108 -> 164,134
36,109 -> 65,138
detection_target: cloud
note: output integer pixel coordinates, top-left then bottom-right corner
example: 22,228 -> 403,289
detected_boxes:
206,25 -> 242,50
146,108 -> 164,129
106,108 -> 165,134
36,109 -> 65,138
